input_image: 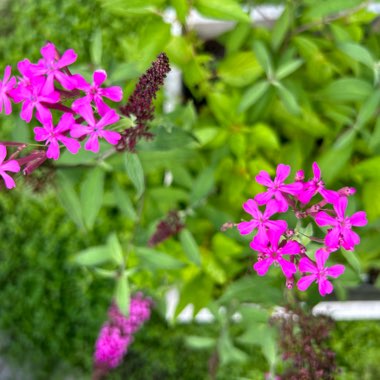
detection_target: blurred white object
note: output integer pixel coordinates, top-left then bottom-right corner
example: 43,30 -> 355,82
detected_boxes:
313,301 -> 380,320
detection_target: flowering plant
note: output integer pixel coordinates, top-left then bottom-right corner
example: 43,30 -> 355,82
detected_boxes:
237,163 -> 367,296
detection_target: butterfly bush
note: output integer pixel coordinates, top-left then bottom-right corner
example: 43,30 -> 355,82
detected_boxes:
0,42 -> 170,189
237,163 -> 367,297
93,294 -> 152,378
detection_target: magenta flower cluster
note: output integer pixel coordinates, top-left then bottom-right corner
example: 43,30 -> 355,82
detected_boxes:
0,42 -> 123,188
238,163 -> 367,296
94,294 -> 151,372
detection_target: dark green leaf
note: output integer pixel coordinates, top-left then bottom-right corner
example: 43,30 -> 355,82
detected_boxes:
190,167 -> 214,205
113,182 -> 137,221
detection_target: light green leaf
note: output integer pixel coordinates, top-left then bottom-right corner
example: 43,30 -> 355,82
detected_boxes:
369,118 -> 380,151
135,247 -> 185,270
275,59 -> 303,80
353,156 -> 380,180
125,152 -> 145,199
305,0 -> 363,20
56,171 -> 84,229
171,0 -> 189,24
356,90 -> 380,129
239,80 -> 270,112
218,52 -> 263,87
190,167 -> 214,205
218,331 -> 249,366
185,336 -> 216,350
90,29 -> 102,66
72,246 -> 112,266
179,229 -> 201,266
275,83 -> 300,114
253,41 -> 273,76
80,167 -> 105,230
194,0 -> 250,22
115,273 -> 130,316
107,233 -> 124,266
341,249 -> 361,274
318,78 -> 372,102
271,6 -> 291,50
261,333 -> 277,367
100,0 -> 165,15
339,42 -> 375,70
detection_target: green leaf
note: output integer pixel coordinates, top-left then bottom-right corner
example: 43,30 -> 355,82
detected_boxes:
239,80 -> 270,112
275,83 -> 300,114
125,152 -> 145,199
179,229 -> 201,266
318,78 -> 372,102
90,29 -> 102,66
353,156 -> 380,180
218,52 -> 263,87
253,41 -> 273,76
115,273 -> 130,316
148,126 -> 196,151
218,331 -> 249,366
271,6 -> 291,50
369,118 -> 380,151
72,246 -> 112,267
56,171 -> 84,229
171,0 -> 189,24
194,0 -> 250,22
107,233 -> 124,266
362,180 -> 380,221
80,167 -> 105,230
113,182 -> 137,221
305,0 -> 363,20
339,42 -> 375,70
341,249 -> 361,274
185,336 -> 216,350
134,247 -> 185,270
275,59 -> 303,80
190,167 -> 214,205
261,332 -> 277,367
356,90 -> 380,130
100,0 -> 165,15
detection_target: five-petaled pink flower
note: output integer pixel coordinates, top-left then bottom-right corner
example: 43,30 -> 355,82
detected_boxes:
70,104 -> 121,153
0,66 -> 16,115
315,196 -> 367,251
27,42 -> 78,92
33,113 -> 81,160
72,70 -> 123,115
255,164 -> 303,212
0,145 -> 20,189
297,162 -> 337,204
297,248 -> 345,296
250,229 -> 300,278
238,199 -> 287,239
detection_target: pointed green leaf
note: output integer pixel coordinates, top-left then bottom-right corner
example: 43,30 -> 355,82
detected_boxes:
318,78 -> 372,102
80,167 -> 105,230
339,42 -> 375,69
72,246 -> 112,266
185,336 -> 216,350
275,83 -> 300,114
56,171 -> 84,229
356,90 -> 380,129
107,233 -> 124,266
275,59 -> 303,80
115,273 -> 130,316
113,181 -> 137,221
218,331 -> 249,366
305,0 -> 363,20
135,247 -> 185,270
239,80 -> 270,112
341,249 -> 361,274
190,167 -> 214,205
194,0 -> 250,22
171,0 -> 189,24
253,41 -> 273,76
125,152 -> 145,199
271,6 -> 291,50
180,229 -> 201,266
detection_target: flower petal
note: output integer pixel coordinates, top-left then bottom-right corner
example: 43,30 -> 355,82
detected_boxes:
93,70 -> 107,86
315,248 -> 329,269
237,220 -> 258,235
253,258 -> 273,276
242,199 -> 260,218
318,279 -> 333,296
255,170 -> 273,187
325,228 -> 340,250
326,264 -> 345,278
315,211 -> 337,227
1,160 -> 20,173
297,274 -> 316,291
312,162 -> 321,180
275,164 -> 290,183
101,86 -> 123,102
349,211 -> 367,227
280,240 -> 300,255
0,145 -> 7,164
278,257 -> 297,277
335,196 -> 348,219
0,171 -> 16,189
255,191 -> 274,205
341,229 -> 360,251
299,257 -> 317,273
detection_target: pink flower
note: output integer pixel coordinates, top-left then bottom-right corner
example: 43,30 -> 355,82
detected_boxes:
297,249 -> 345,296
0,145 -> 20,189
71,104 -> 121,153
94,323 -> 130,369
28,42 -> 78,92
237,199 -> 287,238
0,66 -> 16,115
11,76 -> 59,123
33,113 -> 81,160
72,70 -> 123,115
255,164 -> 303,212
250,229 -> 299,278
297,162 -> 337,204
315,196 -> 367,251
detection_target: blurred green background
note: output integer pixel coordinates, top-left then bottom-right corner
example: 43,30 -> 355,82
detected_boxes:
1,0 -> 380,379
